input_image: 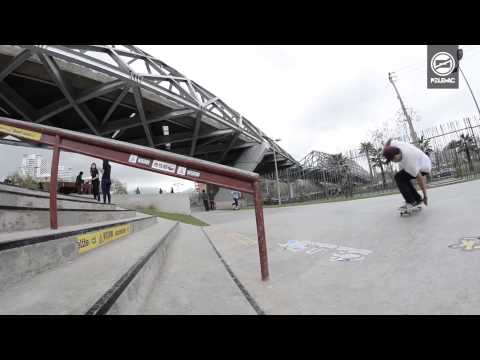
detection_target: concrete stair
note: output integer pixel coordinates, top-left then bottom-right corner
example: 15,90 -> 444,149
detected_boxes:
0,217 -> 179,314
0,184 -> 134,233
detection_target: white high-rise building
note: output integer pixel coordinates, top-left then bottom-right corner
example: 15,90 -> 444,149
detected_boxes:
58,166 -> 74,182
21,154 -> 48,179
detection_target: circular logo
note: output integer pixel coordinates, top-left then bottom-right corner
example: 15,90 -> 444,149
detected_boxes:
431,52 -> 455,77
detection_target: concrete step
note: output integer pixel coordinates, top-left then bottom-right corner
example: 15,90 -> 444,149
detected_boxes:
0,218 -> 179,314
0,183 -> 116,207
139,224 -> 256,315
0,206 -> 136,233
0,213 -> 156,290
0,190 -> 116,211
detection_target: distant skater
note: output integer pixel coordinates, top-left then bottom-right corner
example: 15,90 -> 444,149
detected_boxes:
383,139 -> 432,212
231,190 -> 240,210
201,190 -> 210,211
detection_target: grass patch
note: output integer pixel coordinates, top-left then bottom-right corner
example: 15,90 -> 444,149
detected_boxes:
136,207 -> 209,227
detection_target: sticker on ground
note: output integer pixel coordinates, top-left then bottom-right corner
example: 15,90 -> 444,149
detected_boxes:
278,240 -> 372,262
448,237 -> 480,251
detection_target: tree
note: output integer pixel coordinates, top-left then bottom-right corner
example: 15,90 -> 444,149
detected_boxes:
359,141 -> 375,179
418,135 -> 433,156
111,179 -> 128,195
458,133 -> 477,171
6,171 -> 40,190
369,147 -> 387,188
328,153 -> 353,198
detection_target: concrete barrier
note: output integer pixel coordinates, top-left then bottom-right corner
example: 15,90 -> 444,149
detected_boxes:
114,194 -> 191,215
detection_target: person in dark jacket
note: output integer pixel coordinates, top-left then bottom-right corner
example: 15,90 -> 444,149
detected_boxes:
208,190 -> 216,210
90,163 -> 100,201
201,190 -> 209,211
100,160 -> 112,204
75,172 -> 84,194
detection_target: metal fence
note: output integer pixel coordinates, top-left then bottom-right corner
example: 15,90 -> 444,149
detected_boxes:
261,117 -> 480,205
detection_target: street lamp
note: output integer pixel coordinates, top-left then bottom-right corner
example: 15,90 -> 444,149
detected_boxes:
457,48 -> 480,120
271,138 -> 282,206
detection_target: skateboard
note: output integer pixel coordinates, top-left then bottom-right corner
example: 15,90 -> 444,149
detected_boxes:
399,205 -> 422,216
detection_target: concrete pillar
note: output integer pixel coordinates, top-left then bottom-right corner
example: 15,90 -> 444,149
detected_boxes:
215,142 -> 269,209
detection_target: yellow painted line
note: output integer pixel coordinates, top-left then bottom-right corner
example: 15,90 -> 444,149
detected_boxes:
76,224 -> 132,254
0,124 -> 42,141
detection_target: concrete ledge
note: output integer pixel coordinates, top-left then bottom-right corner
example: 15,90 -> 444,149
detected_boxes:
90,222 -> 179,315
0,214 -> 156,291
114,194 -> 191,215
0,207 -> 136,233
0,189 -> 116,210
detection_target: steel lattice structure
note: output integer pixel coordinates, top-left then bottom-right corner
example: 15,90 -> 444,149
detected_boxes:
0,45 -> 297,172
299,150 -> 370,181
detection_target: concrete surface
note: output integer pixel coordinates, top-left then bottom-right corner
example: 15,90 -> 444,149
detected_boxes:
0,213 -> 155,291
114,193 -> 191,215
0,218 -> 177,315
0,190 -> 116,210
196,179 -> 480,314
0,208 -> 136,233
140,223 -> 256,315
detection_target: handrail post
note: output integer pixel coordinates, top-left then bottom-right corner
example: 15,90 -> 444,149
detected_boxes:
253,180 -> 269,281
50,135 -> 60,229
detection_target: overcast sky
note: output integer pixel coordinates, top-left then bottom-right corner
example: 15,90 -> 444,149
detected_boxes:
2,45 -> 480,191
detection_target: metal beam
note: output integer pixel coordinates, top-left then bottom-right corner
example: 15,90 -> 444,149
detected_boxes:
176,141 -> 255,156
132,86 -> 154,147
0,82 -> 36,121
0,49 -> 32,82
35,79 -> 126,124
219,132 -> 240,163
101,85 -> 130,126
128,128 -> 235,147
38,54 -> 100,136
98,108 -> 196,135
190,112 -> 202,156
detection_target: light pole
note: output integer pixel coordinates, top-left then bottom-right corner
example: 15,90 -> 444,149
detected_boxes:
457,48 -> 480,120
264,136 -> 282,206
272,139 -> 282,206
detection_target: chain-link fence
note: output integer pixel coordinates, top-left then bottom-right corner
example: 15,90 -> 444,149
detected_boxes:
260,117 -> 480,205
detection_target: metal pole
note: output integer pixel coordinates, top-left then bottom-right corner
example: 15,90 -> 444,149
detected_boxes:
388,73 -> 419,146
273,146 -> 281,206
459,67 -> 480,120
253,181 -> 269,281
50,135 -> 60,229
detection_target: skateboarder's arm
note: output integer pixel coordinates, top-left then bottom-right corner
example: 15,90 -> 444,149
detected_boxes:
416,173 -> 428,204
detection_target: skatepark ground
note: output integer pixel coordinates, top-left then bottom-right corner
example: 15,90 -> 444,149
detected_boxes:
194,179 -> 480,314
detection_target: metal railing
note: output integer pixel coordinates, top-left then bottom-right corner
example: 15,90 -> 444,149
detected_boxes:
0,116 -> 270,281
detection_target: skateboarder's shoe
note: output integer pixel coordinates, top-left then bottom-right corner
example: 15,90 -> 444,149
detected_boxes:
398,202 -> 408,210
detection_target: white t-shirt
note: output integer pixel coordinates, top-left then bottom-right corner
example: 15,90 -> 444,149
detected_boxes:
390,140 -> 432,177
231,191 -> 240,199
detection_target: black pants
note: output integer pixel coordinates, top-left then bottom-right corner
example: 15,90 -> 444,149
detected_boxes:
233,198 -> 239,207
101,179 -> 111,204
394,170 -> 427,204
203,200 -> 210,211
209,200 -> 215,210
92,180 -> 100,201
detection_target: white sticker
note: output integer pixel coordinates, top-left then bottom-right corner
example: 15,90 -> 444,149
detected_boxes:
176,166 -> 187,176
128,155 -> 138,163
186,169 -> 200,178
152,160 -> 176,173
137,157 -> 151,166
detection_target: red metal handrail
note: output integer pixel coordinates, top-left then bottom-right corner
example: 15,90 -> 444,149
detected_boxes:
0,116 -> 269,281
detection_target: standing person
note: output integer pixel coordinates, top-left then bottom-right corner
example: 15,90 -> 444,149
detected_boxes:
170,187 -> 174,193
383,139 -> 432,211
159,188 -> 163,194
75,172 -> 84,194
231,190 -> 241,210
208,190 -> 216,211
90,163 -> 100,201
100,160 -> 112,204
201,190 -> 210,211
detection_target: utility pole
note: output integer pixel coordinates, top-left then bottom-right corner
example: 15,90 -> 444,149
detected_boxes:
388,72 -> 420,147
457,49 -> 480,120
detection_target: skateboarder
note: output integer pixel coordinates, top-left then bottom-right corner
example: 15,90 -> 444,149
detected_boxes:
383,139 -> 432,212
